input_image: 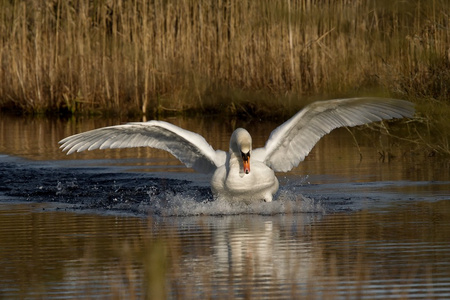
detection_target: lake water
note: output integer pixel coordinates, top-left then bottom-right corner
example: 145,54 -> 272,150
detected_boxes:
0,113 -> 449,299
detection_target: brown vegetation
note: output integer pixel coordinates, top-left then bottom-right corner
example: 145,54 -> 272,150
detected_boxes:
0,0 -> 448,117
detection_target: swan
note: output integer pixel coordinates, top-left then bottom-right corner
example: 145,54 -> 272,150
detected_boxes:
59,97 -> 414,202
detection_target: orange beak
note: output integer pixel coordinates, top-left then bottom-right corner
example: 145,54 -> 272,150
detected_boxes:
243,159 -> 250,174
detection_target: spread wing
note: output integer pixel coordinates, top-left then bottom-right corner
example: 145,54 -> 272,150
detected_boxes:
252,97 -> 415,172
59,120 -> 226,174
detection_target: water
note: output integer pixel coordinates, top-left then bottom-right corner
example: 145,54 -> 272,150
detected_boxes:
0,114 -> 449,299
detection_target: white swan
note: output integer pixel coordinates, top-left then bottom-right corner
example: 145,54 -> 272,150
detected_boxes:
59,97 -> 414,202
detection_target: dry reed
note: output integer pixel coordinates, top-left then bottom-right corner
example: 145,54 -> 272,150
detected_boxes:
0,0 -> 448,116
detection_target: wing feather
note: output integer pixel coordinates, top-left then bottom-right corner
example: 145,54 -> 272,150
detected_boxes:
59,121 -> 226,174
252,98 -> 415,172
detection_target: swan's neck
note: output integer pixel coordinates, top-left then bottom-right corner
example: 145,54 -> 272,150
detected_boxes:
229,151 -> 247,176
228,128 -> 252,176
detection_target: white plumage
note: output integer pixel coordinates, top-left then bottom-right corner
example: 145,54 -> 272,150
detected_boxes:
60,97 -> 414,202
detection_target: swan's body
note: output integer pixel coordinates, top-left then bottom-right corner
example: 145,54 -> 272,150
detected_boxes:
211,128 -> 279,202
59,98 -> 414,202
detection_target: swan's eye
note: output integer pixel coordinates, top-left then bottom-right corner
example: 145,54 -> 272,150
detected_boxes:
241,151 -> 250,161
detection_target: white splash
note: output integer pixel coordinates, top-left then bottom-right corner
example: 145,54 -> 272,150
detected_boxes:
140,187 -> 325,217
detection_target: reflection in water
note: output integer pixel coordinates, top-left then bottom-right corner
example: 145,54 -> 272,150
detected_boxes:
0,113 -> 448,182
0,202 -> 450,298
210,215 -> 316,296
1,114 -> 450,298
0,113 -> 246,162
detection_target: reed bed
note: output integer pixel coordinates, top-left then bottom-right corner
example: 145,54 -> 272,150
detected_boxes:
0,0 -> 448,116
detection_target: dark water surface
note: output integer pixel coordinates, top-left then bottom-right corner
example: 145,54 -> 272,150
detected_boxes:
1,114 -> 449,298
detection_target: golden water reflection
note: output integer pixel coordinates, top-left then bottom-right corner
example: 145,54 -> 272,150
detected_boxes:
0,201 -> 449,298
1,113 -> 450,298
1,113 -> 448,182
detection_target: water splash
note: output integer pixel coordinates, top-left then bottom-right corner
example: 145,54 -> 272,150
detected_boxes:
3,156 -> 448,217
139,186 -> 325,217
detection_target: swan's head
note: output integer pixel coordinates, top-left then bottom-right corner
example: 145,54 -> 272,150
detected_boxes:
230,128 -> 252,174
